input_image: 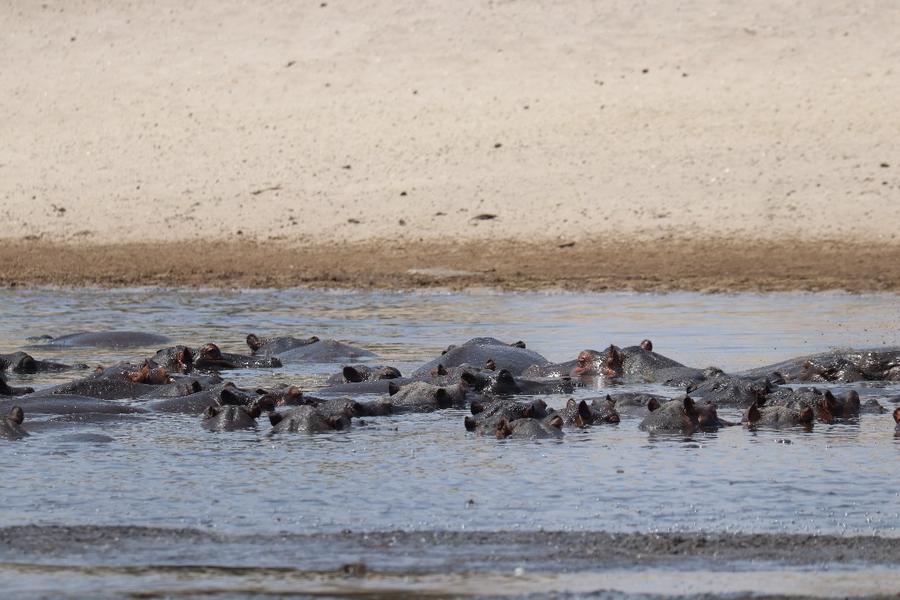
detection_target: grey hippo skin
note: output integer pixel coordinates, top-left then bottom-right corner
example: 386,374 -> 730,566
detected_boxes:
246,333 -> 376,362
639,396 -> 734,433
495,415 -> 564,440
464,398 -> 549,433
599,393 -> 666,417
0,406 -> 27,440
411,337 -> 549,378
27,331 -> 173,349
325,365 -> 402,384
201,401 -> 265,431
154,343 -> 282,371
0,352 -> 84,374
0,395 -> 146,416
269,405 -> 350,434
763,387 -> 857,423
0,374 -> 34,397
741,347 -> 900,383
386,381 -> 470,414
42,362 -> 213,401
143,382 -> 268,414
743,402 -> 814,428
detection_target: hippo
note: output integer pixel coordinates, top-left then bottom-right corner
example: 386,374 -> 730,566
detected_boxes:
743,402 -> 814,428
27,331 -> 173,349
599,393 -> 665,417
325,365 -> 403,385
269,405 -> 350,434
411,338 -> 549,378
464,398 -> 549,433
1,395 -> 146,416
639,396 -> 721,434
387,381 -> 470,414
894,408 -> 900,433
246,334 -> 376,362
0,406 -> 27,440
742,347 -> 900,383
685,374 -> 775,407
0,375 -> 33,397
0,352 -> 84,373
142,382 -> 259,414
764,387 -> 851,423
197,343 -> 283,370
495,415 -> 564,440
476,368 -> 578,397
201,401 -> 266,431
44,364 -> 210,400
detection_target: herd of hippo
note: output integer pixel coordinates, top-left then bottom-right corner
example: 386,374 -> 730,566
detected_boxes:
2,331 -> 900,441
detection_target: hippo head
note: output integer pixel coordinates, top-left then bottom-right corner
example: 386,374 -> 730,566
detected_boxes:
640,339 -> 653,352
510,341 -> 527,349
484,359 -> 497,371
164,345 -> 195,373
6,406 -> 24,426
10,352 -> 38,373
523,399 -> 549,420
695,401 -> 729,430
816,391 -> 837,423
126,361 -> 172,385
841,390 -> 861,415
202,402 -> 262,431
566,398 -> 594,427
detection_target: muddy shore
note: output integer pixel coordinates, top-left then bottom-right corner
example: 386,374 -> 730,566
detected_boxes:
3,239 -> 900,292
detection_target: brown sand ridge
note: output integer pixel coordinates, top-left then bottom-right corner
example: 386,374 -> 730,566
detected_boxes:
3,239 -> 899,292
2,1 -> 898,290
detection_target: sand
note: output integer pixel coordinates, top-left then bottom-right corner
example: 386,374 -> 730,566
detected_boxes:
2,0 -> 899,289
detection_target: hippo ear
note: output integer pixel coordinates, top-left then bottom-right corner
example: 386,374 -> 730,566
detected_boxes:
823,389 -> 838,411
246,334 -> 262,352
464,416 -> 477,432
436,364 -> 448,376
307,335 -> 320,344
893,408 -> 900,424
605,394 -> 617,407
566,398 -> 577,410
256,395 -> 276,413
577,400 -> 592,422
495,418 -> 512,439
548,414 -> 564,429
7,406 -> 24,426
343,366 -> 364,383
470,399 -> 485,415
202,406 -> 219,419
844,390 -> 860,408
534,399 -> 547,412
683,396 -> 696,417
435,388 -> 451,408
268,412 -> 284,426
747,403 -> 761,424
647,398 -> 661,412
460,371 -> 478,386
388,381 -> 400,396
219,387 -> 242,406
246,401 -> 262,419
799,405 -> 815,423
511,340 -> 527,348
604,345 -> 623,376
640,339 -> 653,352
523,404 -> 535,419
484,359 -> 497,371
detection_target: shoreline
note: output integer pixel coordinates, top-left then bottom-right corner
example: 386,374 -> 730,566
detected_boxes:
2,238 -> 899,292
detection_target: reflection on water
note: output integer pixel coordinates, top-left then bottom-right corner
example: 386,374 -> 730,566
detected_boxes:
1,288 -> 899,595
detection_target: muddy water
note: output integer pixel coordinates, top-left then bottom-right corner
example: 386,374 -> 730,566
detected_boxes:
2,288 -> 899,598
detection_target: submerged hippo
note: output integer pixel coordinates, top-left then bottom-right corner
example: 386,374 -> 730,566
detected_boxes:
201,400 -> 268,431
269,405 -> 351,434
0,352 -> 83,374
325,365 -> 402,385
639,396 -> 733,433
155,343 -> 282,371
246,334 -> 376,362
1,395 -> 146,416
27,331 -> 173,349
894,408 -> 900,433
0,406 -> 27,440
743,347 -> 900,383
743,402 -> 814,428
0,375 -> 33,397
495,415 -> 564,440
412,338 -> 548,378
387,381 -> 470,413
464,398 -> 549,433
